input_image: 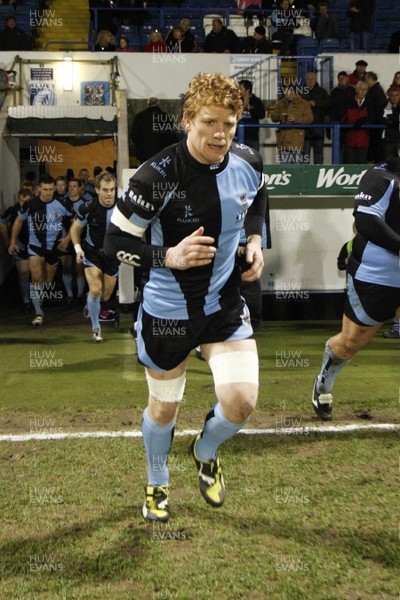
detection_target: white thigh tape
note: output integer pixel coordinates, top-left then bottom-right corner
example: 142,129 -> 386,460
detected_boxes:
209,351 -> 259,386
145,371 -> 186,403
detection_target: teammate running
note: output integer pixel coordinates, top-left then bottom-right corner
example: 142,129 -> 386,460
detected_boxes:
70,171 -> 119,342
313,150 -> 400,420
8,176 -> 72,325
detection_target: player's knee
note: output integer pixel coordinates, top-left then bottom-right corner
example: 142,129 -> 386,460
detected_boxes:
220,384 -> 258,422
342,332 -> 369,355
89,286 -> 102,298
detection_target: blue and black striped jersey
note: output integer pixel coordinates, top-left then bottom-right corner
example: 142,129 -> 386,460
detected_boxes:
349,159 -> 400,288
18,196 -> 73,252
106,139 -> 269,319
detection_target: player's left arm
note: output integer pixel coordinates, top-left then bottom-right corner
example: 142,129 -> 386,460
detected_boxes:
241,174 -> 269,281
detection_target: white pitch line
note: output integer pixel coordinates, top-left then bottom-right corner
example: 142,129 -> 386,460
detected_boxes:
0,423 -> 399,443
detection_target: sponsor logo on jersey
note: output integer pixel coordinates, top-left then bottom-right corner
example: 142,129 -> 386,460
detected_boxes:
150,156 -> 171,178
354,191 -> 372,201
177,204 -> 200,224
209,163 -> 220,170
127,190 -> 154,211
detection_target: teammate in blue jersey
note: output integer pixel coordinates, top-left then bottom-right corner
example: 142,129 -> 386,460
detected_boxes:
70,171 -> 119,343
0,188 -> 32,312
8,176 -> 73,326
59,178 -> 86,305
105,72 -> 269,522
313,151 -> 400,421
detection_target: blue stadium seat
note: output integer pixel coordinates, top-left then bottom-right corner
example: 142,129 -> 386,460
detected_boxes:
296,37 -> 319,56
319,38 -> 341,52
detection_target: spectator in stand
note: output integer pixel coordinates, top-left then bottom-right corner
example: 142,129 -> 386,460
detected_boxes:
238,0 -> 263,27
386,72 -> 400,96
177,17 -> 198,52
116,35 -> 135,52
241,25 -> 273,53
143,29 -> 166,53
165,25 -> 184,53
388,29 -> 400,53
348,59 -> 368,87
330,71 -> 355,161
236,79 -> 266,151
342,80 -> 370,164
382,89 -> 400,160
311,1 -> 340,43
330,71 -> 354,122
131,97 -> 180,163
271,0 -> 300,56
302,71 -> 331,164
347,0 -> 375,53
94,30 -> 115,52
271,85 -> 313,163
0,14 -> 31,51
365,71 -> 386,163
204,18 -> 240,53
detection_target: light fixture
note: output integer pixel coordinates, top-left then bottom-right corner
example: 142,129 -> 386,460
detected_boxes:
63,57 -> 73,91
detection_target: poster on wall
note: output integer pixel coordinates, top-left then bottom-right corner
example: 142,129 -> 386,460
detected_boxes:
29,80 -> 56,106
30,68 -> 53,81
80,81 -> 110,106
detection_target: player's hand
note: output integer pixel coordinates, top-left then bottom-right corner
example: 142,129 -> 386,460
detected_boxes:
8,242 -> 19,255
76,250 -> 85,264
165,226 -> 216,270
240,239 -> 264,282
57,237 -> 69,252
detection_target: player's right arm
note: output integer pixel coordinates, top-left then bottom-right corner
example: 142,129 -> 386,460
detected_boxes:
105,174 -> 215,270
8,216 -> 23,255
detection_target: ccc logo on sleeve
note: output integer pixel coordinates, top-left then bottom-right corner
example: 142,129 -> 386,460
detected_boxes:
116,250 -> 141,266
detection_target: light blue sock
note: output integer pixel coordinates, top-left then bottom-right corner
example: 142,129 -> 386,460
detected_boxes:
20,279 -> 30,304
30,283 -> 44,316
142,408 -> 175,486
62,273 -> 73,298
317,342 -> 350,393
87,294 -> 101,330
195,403 -> 248,462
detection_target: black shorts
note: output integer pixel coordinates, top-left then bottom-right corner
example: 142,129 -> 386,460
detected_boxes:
15,248 -> 29,261
345,275 -> 400,326
83,244 -> 119,277
28,244 -> 59,266
136,299 -> 253,372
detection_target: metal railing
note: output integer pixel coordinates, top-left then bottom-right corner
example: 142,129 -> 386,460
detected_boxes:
236,122 -> 387,164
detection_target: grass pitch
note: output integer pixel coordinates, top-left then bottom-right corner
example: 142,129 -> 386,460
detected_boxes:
0,306 -> 399,599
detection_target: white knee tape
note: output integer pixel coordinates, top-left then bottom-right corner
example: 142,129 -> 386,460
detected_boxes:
145,371 -> 186,403
208,351 -> 259,386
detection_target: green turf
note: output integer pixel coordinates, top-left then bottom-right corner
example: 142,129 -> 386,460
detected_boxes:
0,433 -> 399,599
0,309 -> 399,599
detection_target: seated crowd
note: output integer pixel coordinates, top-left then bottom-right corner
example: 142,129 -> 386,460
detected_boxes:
1,0 -> 399,53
